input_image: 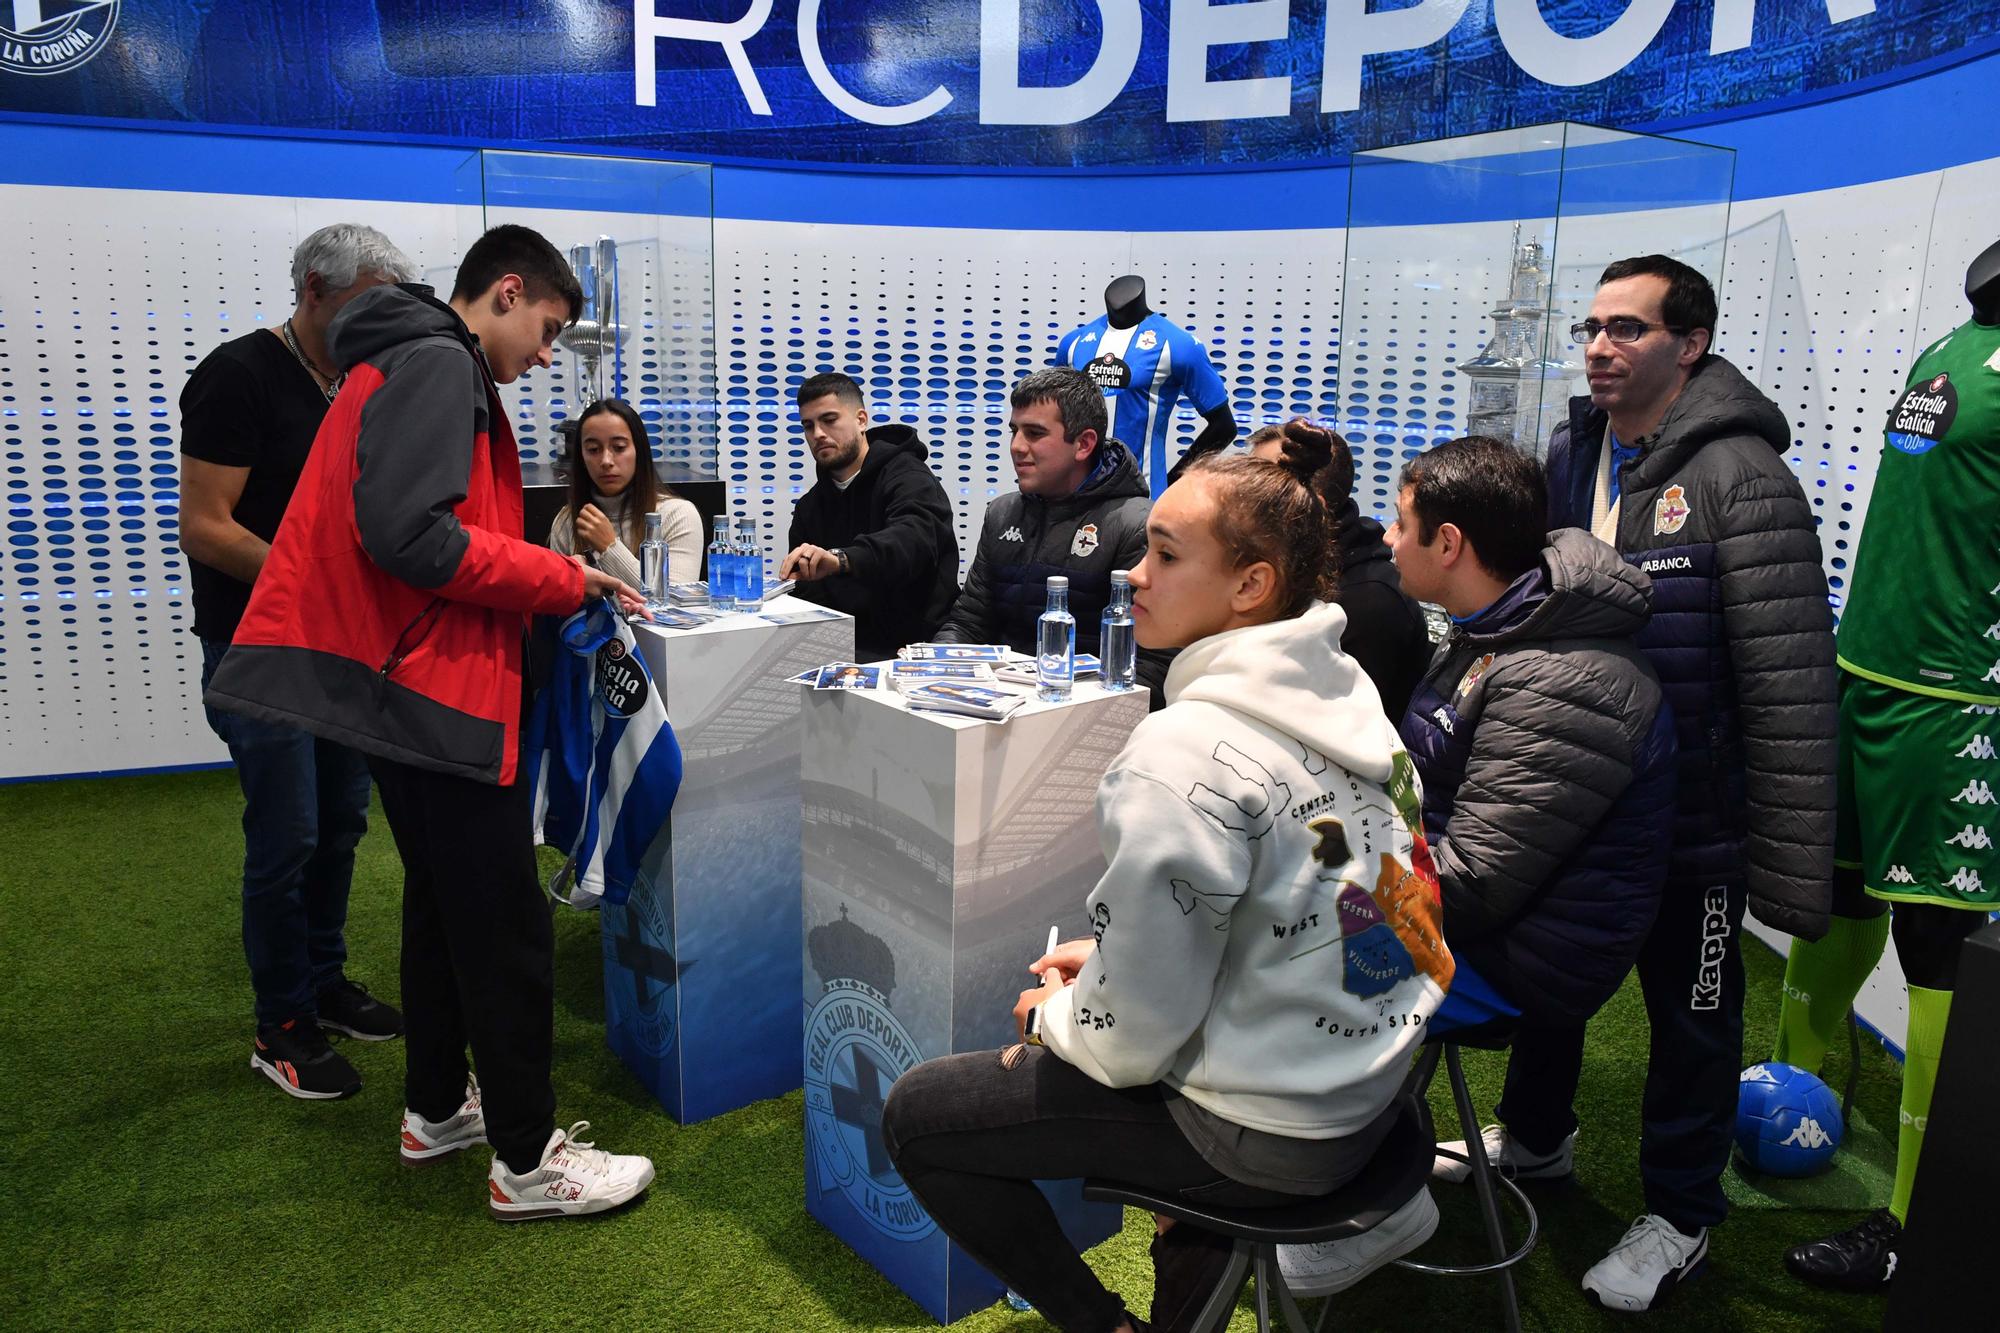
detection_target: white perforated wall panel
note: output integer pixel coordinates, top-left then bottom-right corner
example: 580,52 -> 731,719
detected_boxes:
6,159 -> 2000,806
0,186 -> 460,781
715,220 -> 1345,571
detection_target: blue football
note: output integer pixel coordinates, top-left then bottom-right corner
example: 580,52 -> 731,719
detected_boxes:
1735,1062 -> 1844,1178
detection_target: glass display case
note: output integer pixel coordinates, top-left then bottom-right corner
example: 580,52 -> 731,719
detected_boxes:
1338,122 -> 1735,469
427,149 -> 717,484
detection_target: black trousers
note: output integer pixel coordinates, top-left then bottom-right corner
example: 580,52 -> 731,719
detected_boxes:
883,1048 -> 1318,1333
1497,880 -> 1747,1233
369,756 -> 556,1173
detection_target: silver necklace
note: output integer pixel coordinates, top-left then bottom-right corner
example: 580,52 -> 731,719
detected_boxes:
282,320 -> 339,404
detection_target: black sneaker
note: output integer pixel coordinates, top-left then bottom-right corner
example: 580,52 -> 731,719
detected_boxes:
1150,1223 -> 1238,1331
1785,1208 -> 1903,1291
250,1018 -> 362,1100
316,977 -> 404,1042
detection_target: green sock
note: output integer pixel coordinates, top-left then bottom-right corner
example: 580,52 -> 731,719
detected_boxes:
1771,912 -> 1890,1071
1890,984 -> 1953,1225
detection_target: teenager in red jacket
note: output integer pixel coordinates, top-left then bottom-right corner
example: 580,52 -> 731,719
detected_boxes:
206,226 -> 655,1222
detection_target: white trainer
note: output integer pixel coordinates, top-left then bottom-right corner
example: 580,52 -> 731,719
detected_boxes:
1582,1214 -> 1709,1312
1275,1187 -> 1440,1298
1434,1124 -> 1575,1183
400,1083 -> 487,1165
487,1121 -> 655,1222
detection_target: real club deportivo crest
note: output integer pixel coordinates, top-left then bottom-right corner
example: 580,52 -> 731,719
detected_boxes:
1136,329 -> 1159,351
1071,522 -> 1101,558
1654,483 -> 1691,535
0,0 -> 118,77
1454,652 -> 1495,700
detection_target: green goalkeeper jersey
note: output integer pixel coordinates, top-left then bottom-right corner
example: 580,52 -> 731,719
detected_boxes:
1838,317 -> 2000,703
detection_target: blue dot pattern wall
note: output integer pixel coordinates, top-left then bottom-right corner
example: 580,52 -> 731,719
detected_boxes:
0,190 -> 462,781
6,159 -> 2000,780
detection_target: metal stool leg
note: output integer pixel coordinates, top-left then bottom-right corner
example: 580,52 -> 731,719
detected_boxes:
1191,1243 -> 1252,1333
1252,1249 -> 1275,1333
1447,1044 -> 1523,1333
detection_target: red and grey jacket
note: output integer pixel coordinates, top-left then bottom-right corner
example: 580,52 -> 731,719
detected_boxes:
204,284 -> 584,785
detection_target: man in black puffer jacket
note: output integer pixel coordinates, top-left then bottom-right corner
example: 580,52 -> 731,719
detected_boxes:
1540,255 -> 1837,1313
1393,441 -> 1676,1027
935,367 -> 1171,698
780,373 -> 959,660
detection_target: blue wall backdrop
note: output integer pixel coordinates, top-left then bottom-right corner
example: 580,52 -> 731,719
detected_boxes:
1,1 -> 1996,170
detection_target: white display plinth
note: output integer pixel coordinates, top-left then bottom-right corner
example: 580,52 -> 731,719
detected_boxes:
602,597 -> 853,1123
799,676 -> 1149,1322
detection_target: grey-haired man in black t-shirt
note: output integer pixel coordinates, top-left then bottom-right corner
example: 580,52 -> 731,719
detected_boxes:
181,223 -> 417,1102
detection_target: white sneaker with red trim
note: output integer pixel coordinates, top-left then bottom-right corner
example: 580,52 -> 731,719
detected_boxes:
486,1122 -> 654,1222
399,1083 -> 487,1165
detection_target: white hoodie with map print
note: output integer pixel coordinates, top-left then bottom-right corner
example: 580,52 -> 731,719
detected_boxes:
1040,600 -> 1452,1139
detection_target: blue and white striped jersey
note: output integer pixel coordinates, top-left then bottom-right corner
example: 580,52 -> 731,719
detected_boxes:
526,600 -> 683,909
1057,313 -> 1229,498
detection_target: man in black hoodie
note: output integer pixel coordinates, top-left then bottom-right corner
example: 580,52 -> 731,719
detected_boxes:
779,373 -> 959,660
1248,422 -> 1432,720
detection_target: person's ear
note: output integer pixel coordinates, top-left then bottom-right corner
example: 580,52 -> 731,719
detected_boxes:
854,405 -> 870,430
1681,327 -> 1711,367
1073,429 -> 1098,462
495,273 -> 526,312
1435,521 -> 1465,570
1231,560 -> 1279,617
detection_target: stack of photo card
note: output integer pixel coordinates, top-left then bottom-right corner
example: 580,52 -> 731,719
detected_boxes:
810,663 -> 881,691
642,606 -> 717,630
889,660 -> 996,692
666,581 -> 711,605
901,681 -> 1026,721
898,642 -> 1007,663
992,653 -> 1100,685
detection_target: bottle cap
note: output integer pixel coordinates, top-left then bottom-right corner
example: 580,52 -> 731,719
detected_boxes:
1110,570 -> 1130,586
1047,575 -> 1069,591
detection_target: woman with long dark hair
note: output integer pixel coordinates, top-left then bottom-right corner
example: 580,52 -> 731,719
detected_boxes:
548,398 -> 701,590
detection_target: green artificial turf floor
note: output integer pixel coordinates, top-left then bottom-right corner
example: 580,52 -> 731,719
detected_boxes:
0,770 -> 1904,1331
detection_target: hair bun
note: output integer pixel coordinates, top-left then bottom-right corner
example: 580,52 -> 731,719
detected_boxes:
1276,418 -> 1337,489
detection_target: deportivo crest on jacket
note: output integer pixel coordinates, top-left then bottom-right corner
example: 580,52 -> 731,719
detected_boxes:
1654,483 -> 1691,535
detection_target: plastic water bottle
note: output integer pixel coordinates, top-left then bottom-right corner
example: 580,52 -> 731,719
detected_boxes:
1003,1290 -> 1034,1312
639,511 -> 669,613
1100,569 -> 1137,692
708,512 -> 738,612
735,515 -> 765,603
1037,575 -> 1075,703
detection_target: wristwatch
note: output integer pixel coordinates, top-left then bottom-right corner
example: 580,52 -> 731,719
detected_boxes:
830,547 -> 851,575
1022,1002 -> 1045,1046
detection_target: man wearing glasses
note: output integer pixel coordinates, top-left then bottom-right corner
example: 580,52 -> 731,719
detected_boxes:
1468,256 -> 1837,1312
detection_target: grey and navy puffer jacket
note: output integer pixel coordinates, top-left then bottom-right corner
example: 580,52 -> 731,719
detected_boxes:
935,437 -> 1171,696
1402,529 -> 1677,1024
1546,355 -> 1836,941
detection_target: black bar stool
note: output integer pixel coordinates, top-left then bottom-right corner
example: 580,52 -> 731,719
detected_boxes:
1404,1024 -> 1540,1333
1081,1093 -> 1432,1333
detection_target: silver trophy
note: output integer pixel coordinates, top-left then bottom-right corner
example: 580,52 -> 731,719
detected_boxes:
559,236 -> 625,406
1456,224 -> 1581,456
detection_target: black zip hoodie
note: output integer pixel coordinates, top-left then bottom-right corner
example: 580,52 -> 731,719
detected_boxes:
786,423 -> 960,659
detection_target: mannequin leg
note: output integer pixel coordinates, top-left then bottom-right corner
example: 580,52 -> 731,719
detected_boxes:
1886,904 -> 1981,1224
1771,869 -> 1888,1071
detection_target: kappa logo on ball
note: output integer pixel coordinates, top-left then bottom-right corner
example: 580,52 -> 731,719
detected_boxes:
1654,483 -> 1691,535
1071,522 -> 1101,558
0,0 -> 118,77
